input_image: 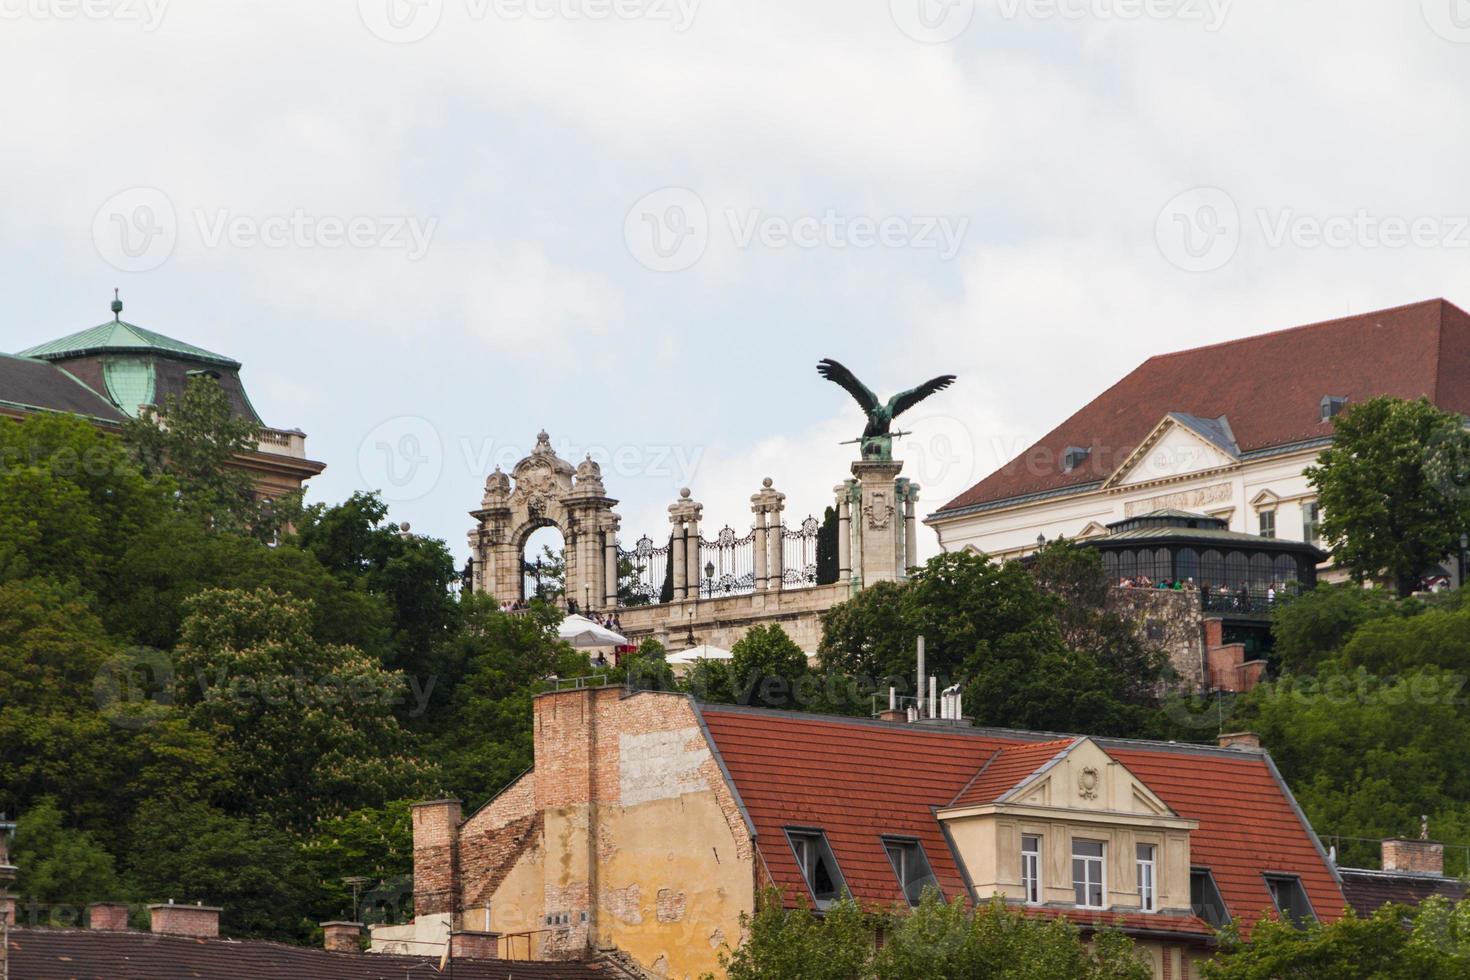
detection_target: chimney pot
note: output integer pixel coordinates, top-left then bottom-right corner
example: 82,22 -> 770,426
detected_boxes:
88,902 -> 131,931
149,901 -> 221,938
321,920 -> 365,953
1216,732 -> 1262,751
1383,837 -> 1445,877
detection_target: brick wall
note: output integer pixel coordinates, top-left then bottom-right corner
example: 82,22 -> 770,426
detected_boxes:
87,902 -> 130,931
149,903 -> 220,938
412,800 -> 462,917
1383,838 -> 1445,875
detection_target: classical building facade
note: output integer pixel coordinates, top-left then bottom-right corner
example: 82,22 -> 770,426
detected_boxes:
380,686 -> 1344,979
6,295 -> 324,498
928,299 -> 1470,577
465,431 -> 925,651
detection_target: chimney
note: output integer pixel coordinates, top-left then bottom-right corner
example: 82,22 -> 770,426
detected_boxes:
88,902 -> 131,931
321,921 -> 365,952
411,800 -> 463,918
149,900 -> 221,938
1216,732 -> 1261,751
449,929 -> 501,960
1384,818 -> 1444,876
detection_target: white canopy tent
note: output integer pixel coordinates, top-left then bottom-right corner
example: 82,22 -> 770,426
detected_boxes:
557,614 -> 628,648
665,643 -> 734,665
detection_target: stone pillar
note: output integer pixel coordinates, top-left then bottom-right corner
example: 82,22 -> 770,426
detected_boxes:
901,480 -> 920,575
670,519 -> 687,600
752,508 -> 768,592
851,458 -> 905,587
834,484 -> 852,581
686,512 -> 702,600
668,488 -> 701,602
603,529 -> 619,610
751,478 -> 786,592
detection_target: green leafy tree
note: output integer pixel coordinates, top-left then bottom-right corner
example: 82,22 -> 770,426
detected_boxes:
727,624 -> 811,709
123,374 -> 265,535
718,890 -> 1150,980
172,587 -> 426,829
290,492 -> 459,676
1229,666 -> 1470,873
11,798 -> 123,913
1340,604 -> 1470,675
1306,396 -> 1470,597
0,412 -> 162,596
815,505 -> 840,585
1203,898 -> 1470,978
128,798 -> 315,940
1272,584 -> 1398,674
299,800 -> 415,924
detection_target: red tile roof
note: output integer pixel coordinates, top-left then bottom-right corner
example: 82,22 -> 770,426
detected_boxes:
934,299 -> 1470,516
5,928 -> 610,980
950,738 -> 1076,807
698,706 -> 1344,940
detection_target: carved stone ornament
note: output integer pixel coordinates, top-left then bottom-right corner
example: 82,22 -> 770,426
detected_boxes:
1078,766 -> 1100,801
864,490 -> 894,530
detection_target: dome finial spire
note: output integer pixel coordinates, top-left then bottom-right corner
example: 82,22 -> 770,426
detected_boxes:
111,288 -> 123,322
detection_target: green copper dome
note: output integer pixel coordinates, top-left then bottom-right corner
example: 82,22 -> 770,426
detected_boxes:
19,319 -> 240,370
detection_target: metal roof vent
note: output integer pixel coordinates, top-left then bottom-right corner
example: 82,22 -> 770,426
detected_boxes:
1321,395 -> 1348,421
1062,446 -> 1091,473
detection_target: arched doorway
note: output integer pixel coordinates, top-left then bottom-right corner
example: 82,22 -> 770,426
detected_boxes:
467,431 -> 622,612
521,523 -> 566,605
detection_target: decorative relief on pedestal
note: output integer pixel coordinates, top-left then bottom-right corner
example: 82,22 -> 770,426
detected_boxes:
864,491 -> 894,530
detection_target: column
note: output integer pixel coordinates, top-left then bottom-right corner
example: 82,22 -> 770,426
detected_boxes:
851,458 -> 905,586
768,496 -> 785,592
752,507 -> 768,592
687,513 -> 701,600
670,516 -> 687,600
904,483 -> 920,574
835,483 -> 851,582
604,530 -> 619,609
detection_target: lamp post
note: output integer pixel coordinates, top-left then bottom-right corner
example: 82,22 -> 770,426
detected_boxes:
1460,533 -> 1468,589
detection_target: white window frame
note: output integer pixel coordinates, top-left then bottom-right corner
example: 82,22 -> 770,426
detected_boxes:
1258,509 -> 1276,539
1072,839 -> 1106,910
1021,835 -> 1042,905
1136,843 -> 1156,912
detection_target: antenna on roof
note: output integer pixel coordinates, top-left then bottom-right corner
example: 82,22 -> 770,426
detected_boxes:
111,288 -> 123,322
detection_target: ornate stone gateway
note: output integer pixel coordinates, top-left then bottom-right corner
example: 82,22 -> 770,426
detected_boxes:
467,431 -> 620,609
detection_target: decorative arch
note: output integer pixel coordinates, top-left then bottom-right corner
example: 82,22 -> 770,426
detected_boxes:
467,431 -> 621,610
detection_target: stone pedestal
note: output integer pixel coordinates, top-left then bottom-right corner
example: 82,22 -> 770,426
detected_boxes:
850,459 -> 906,587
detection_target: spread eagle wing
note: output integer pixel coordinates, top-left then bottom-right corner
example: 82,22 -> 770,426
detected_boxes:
888,375 -> 958,418
816,359 -> 881,414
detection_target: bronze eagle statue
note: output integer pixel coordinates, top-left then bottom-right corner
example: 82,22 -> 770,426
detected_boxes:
817,358 -> 957,440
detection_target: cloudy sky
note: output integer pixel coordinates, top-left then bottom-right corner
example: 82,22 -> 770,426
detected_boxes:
4,0 -> 1470,561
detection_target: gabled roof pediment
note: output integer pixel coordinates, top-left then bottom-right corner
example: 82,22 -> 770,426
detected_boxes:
1104,413 -> 1240,490
943,737 -> 1181,820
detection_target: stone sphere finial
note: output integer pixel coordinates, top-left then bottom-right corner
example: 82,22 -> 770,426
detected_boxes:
679,487 -> 691,499
762,477 -> 774,488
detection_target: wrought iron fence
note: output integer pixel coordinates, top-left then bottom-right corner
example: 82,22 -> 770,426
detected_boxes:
617,515 -> 822,606
700,525 -> 757,598
619,534 -> 670,605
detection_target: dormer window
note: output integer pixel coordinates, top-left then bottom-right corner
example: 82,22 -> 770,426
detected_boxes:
786,828 -> 845,909
1191,867 -> 1230,927
882,837 -> 938,907
1136,844 -> 1157,912
1062,446 -> 1092,473
1072,839 -> 1106,908
1321,395 -> 1348,421
1265,873 -> 1315,928
1021,835 -> 1042,904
